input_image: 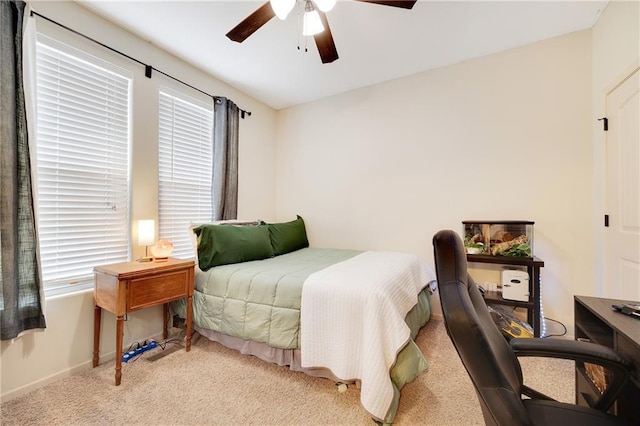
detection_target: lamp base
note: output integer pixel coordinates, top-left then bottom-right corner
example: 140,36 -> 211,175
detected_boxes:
138,246 -> 153,262
153,257 -> 169,262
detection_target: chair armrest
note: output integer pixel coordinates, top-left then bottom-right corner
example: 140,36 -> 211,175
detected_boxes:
511,338 -> 631,411
511,338 -> 629,365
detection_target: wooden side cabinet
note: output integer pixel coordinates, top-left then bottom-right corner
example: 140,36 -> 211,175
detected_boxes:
467,254 -> 544,337
93,258 -> 195,385
574,295 -> 640,423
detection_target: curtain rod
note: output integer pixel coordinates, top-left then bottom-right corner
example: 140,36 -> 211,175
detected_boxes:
30,10 -> 252,119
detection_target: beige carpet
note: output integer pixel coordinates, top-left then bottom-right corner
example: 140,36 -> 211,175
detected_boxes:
1,319 -> 574,425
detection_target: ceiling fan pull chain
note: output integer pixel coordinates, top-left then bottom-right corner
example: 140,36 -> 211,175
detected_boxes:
295,6 -> 309,54
297,5 -> 302,51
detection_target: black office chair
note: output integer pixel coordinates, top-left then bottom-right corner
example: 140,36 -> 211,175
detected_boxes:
432,229 -> 632,426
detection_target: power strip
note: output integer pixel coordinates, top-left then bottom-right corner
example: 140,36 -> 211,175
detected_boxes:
121,341 -> 158,363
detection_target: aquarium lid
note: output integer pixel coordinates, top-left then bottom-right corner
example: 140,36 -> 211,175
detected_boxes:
462,220 -> 535,225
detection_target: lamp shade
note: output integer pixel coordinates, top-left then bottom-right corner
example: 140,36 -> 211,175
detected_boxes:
303,9 -> 324,36
315,0 -> 336,12
270,0 -> 295,20
137,219 -> 155,246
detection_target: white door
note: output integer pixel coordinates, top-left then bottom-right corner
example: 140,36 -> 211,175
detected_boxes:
605,68 -> 640,301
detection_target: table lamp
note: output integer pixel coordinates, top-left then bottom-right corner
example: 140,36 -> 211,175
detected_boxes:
137,219 -> 155,262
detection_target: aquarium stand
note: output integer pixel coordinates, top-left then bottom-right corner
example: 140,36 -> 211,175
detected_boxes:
466,254 -> 544,337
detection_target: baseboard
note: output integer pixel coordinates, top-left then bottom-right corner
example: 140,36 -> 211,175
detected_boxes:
1,359 -> 94,403
0,331 -> 165,403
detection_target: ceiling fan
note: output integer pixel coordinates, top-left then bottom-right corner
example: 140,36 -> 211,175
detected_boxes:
225,0 -> 417,64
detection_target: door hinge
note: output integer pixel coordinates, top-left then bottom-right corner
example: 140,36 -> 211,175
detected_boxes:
598,117 -> 608,131
604,214 -> 609,227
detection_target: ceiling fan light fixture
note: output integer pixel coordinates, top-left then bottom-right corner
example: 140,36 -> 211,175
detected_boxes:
303,1 -> 324,36
314,0 -> 336,12
270,0 -> 295,20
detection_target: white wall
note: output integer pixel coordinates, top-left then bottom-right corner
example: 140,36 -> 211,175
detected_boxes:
0,1 -> 277,400
591,0 -> 640,297
276,30 -> 594,329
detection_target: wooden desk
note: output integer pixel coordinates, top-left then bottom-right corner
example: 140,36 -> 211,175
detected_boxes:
93,258 -> 195,385
574,295 -> 640,423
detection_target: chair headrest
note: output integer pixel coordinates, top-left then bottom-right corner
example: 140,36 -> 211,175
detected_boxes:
432,229 -> 468,290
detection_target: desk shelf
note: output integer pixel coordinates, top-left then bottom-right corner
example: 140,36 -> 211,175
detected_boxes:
574,295 -> 640,423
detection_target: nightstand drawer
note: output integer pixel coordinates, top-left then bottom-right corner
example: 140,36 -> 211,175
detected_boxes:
128,269 -> 189,311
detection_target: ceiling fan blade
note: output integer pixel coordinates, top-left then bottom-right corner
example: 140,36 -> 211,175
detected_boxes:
314,12 -> 339,64
354,0 -> 417,9
226,2 -> 276,43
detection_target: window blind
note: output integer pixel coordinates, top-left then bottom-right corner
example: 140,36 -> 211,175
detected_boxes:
158,90 -> 214,259
35,38 -> 131,290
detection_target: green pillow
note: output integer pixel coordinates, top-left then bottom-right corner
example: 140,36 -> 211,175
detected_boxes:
194,224 -> 273,271
268,215 -> 309,256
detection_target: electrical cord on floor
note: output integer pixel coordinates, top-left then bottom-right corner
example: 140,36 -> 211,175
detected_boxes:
155,328 -> 187,350
126,341 -> 141,351
541,316 -> 567,338
121,320 -> 188,360
156,338 -> 185,350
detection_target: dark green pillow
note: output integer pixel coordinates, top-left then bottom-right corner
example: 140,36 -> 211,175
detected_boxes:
268,215 -> 309,256
194,224 -> 273,271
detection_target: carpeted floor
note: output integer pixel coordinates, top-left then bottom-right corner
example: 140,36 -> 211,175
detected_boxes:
1,319 -> 574,425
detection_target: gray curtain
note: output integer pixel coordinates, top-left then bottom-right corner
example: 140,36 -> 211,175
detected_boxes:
212,97 -> 239,221
1,0 -> 46,340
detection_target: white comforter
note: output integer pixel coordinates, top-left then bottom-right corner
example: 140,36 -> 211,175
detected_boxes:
300,250 -> 435,422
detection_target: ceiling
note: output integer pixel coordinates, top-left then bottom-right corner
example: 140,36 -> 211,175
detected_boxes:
78,0 -> 608,110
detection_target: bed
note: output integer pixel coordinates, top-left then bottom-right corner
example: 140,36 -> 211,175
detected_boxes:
170,217 -> 436,424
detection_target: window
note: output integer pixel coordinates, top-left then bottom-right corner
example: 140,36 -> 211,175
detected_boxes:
35,36 -> 131,292
158,89 -> 214,259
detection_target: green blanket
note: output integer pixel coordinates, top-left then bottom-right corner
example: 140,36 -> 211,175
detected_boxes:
187,248 -> 361,348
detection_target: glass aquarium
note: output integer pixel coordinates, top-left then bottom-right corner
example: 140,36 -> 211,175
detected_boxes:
462,220 -> 534,257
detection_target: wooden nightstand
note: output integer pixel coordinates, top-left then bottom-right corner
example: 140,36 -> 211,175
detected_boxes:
93,258 -> 195,385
